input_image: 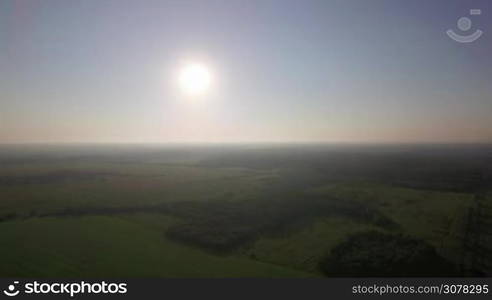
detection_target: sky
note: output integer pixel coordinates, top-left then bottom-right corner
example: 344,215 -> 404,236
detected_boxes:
1,0 -> 491,144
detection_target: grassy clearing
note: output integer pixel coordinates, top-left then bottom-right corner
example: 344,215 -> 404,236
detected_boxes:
308,182 -> 473,263
244,217 -> 382,273
242,183 -> 474,273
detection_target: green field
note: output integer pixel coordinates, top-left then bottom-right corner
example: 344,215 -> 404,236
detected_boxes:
0,145 -> 490,277
0,215 -> 310,277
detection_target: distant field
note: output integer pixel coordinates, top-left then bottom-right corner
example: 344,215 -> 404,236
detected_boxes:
0,144 -> 490,277
0,164 -> 271,217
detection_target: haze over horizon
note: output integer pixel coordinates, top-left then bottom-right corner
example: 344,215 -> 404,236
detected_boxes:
1,0 -> 491,144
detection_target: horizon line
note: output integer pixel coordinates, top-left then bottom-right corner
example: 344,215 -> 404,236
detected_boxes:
1,141 -> 492,146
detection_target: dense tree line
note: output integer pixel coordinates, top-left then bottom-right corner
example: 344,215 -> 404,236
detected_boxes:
319,231 -> 458,276
165,195 -> 398,253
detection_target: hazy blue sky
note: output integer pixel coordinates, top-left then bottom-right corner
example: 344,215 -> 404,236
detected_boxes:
1,0 -> 491,143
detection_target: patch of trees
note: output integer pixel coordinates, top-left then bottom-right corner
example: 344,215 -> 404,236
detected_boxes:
319,231 -> 458,277
165,196 -> 398,253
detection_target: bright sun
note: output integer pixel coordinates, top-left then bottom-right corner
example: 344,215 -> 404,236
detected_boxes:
178,63 -> 212,95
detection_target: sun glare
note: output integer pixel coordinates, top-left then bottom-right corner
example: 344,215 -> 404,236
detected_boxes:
178,63 -> 212,96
